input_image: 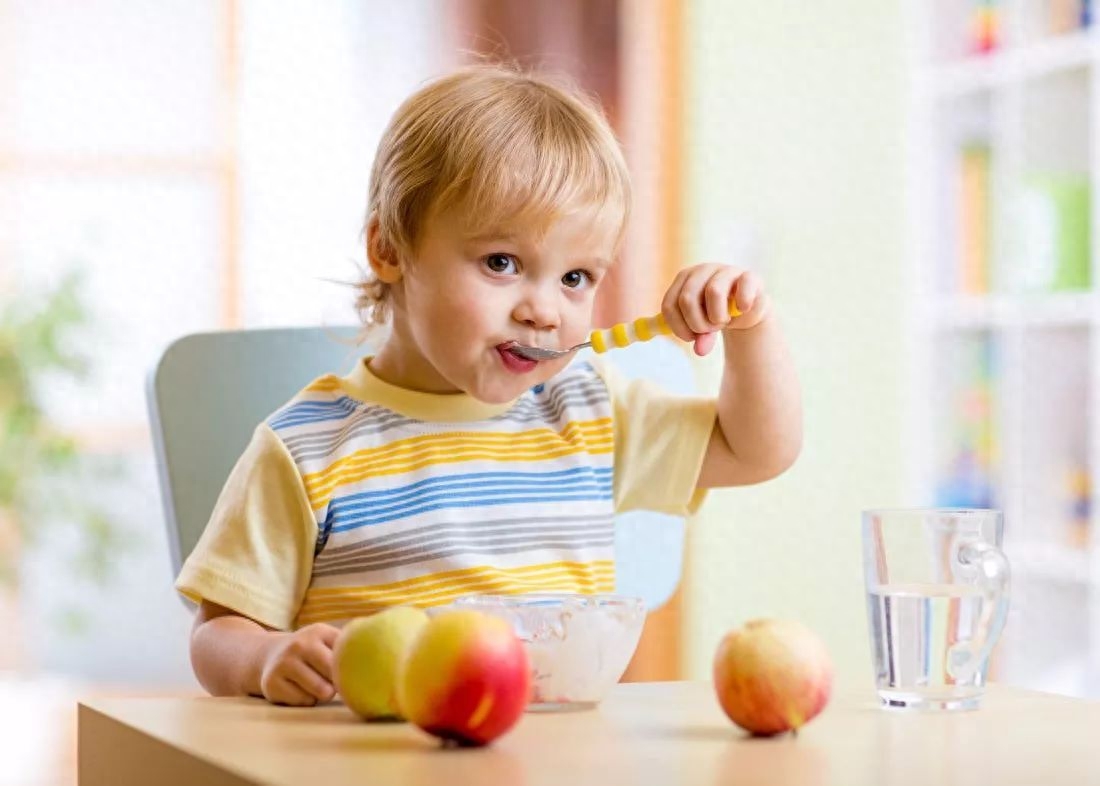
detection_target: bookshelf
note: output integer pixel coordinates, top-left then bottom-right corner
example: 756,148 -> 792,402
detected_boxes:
908,0 -> 1099,697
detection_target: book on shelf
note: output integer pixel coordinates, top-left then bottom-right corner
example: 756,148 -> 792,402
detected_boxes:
958,143 -> 992,295
1047,0 -> 1094,32
1066,464 -> 1091,550
969,0 -> 1001,53
1006,172 -> 1091,292
936,335 -> 997,508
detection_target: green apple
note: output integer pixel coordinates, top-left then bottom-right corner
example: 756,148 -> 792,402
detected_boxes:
333,606 -> 430,720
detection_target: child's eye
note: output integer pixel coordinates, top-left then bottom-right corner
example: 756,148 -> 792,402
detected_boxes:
484,254 -> 517,274
562,270 -> 594,290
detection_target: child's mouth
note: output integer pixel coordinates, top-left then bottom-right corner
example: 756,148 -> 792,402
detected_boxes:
497,342 -> 538,373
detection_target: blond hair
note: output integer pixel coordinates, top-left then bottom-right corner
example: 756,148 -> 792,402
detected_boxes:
357,64 -> 631,329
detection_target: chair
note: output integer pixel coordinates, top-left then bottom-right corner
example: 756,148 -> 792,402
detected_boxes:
147,327 -> 697,611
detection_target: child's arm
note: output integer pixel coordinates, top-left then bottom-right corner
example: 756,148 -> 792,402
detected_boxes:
661,264 -> 802,488
190,600 -> 340,706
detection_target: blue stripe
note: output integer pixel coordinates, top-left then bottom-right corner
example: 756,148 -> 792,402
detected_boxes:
332,480 -> 613,524
328,467 -> 613,512
329,491 -> 614,533
269,396 -> 360,430
270,403 -> 359,430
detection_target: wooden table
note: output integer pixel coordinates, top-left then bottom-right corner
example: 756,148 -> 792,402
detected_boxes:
78,681 -> 1100,786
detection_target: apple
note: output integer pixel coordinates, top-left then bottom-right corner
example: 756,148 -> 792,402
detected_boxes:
333,606 -> 430,720
712,618 -> 833,736
398,610 -> 531,747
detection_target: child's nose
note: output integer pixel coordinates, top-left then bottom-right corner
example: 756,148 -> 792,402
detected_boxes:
513,292 -> 561,330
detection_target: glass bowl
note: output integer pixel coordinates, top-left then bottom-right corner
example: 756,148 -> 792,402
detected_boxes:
451,592 -> 647,711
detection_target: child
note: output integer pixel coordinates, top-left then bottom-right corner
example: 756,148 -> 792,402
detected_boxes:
177,65 -> 801,706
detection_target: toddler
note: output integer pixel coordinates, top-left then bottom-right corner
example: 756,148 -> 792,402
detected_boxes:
177,65 -> 801,706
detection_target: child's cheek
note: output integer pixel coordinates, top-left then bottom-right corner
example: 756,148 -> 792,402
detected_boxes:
563,299 -> 596,346
435,288 -> 496,340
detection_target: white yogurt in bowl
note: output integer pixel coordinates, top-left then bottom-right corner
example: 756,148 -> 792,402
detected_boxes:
451,593 -> 646,711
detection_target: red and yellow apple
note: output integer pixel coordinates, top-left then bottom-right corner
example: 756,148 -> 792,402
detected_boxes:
712,618 -> 833,736
333,606 -> 430,720
398,610 -> 531,747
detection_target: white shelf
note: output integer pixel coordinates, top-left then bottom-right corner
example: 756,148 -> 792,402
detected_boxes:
923,292 -> 1099,330
924,29 -> 1098,98
909,1 -> 1099,700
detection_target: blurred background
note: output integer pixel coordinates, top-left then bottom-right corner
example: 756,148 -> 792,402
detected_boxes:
1,0 -> 1098,780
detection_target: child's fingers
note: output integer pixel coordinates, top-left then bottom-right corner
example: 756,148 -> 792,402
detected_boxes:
285,658 -> 336,702
316,623 -> 341,647
661,271 -> 699,343
731,272 -> 761,315
693,332 -> 719,357
662,302 -> 695,343
704,267 -> 742,325
675,266 -> 726,334
300,637 -> 336,683
267,676 -> 319,706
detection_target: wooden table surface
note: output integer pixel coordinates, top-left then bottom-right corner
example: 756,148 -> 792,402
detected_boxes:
78,681 -> 1100,786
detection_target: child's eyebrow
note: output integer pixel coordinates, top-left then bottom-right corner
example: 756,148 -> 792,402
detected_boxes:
581,257 -> 613,269
463,230 -> 518,244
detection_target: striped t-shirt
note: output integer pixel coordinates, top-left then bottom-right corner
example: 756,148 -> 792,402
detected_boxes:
176,355 -> 715,630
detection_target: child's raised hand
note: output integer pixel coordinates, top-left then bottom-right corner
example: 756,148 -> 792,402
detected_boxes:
259,622 -> 340,706
661,263 -> 769,356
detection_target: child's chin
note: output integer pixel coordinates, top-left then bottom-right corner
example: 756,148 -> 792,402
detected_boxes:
473,387 -> 524,405
472,377 -> 542,405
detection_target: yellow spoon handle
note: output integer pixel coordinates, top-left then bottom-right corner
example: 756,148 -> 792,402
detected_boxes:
588,301 -> 742,354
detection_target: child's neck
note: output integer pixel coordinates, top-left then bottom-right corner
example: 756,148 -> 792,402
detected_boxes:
367,346 -> 464,396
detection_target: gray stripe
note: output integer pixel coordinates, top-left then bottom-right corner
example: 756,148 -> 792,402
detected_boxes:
317,521 -> 615,569
311,536 -> 615,578
282,375 -> 610,462
499,386 -> 611,424
319,513 -> 614,557
283,407 -> 408,451
508,377 -> 608,419
286,392 -> 606,463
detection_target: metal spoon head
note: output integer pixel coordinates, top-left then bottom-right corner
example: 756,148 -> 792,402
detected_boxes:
506,342 -> 578,361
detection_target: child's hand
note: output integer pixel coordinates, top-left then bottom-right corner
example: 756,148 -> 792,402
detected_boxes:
259,622 -> 340,706
661,263 -> 769,356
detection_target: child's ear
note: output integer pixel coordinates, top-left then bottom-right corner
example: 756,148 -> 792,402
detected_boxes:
366,217 -> 403,284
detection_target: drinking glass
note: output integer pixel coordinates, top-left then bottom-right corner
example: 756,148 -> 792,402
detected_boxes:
862,508 -> 1010,710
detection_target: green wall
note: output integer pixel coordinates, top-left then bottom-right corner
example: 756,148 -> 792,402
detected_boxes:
682,0 -> 908,690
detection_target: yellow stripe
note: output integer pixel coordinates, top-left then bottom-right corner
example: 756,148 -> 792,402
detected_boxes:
305,560 -> 615,602
309,440 -> 614,505
306,436 -> 614,509
309,420 -> 612,484
590,329 -> 608,353
296,575 -> 617,626
610,323 -> 630,348
634,317 -> 652,341
296,562 -> 615,624
304,419 -> 613,509
301,572 -> 613,616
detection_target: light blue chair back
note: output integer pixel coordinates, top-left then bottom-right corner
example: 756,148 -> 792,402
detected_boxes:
147,327 -> 697,611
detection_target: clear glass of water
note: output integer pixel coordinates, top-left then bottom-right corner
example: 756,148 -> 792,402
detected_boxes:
862,509 -> 1010,711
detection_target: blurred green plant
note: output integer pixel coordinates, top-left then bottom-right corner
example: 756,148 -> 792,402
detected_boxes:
0,271 -> 129,596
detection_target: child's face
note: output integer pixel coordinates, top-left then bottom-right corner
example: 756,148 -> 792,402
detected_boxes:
376,206 -> 616,403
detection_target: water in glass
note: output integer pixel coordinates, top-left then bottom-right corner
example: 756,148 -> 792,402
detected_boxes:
867,583 -> 987,710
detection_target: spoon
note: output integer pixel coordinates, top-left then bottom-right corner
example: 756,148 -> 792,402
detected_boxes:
508,300 -> 742,360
